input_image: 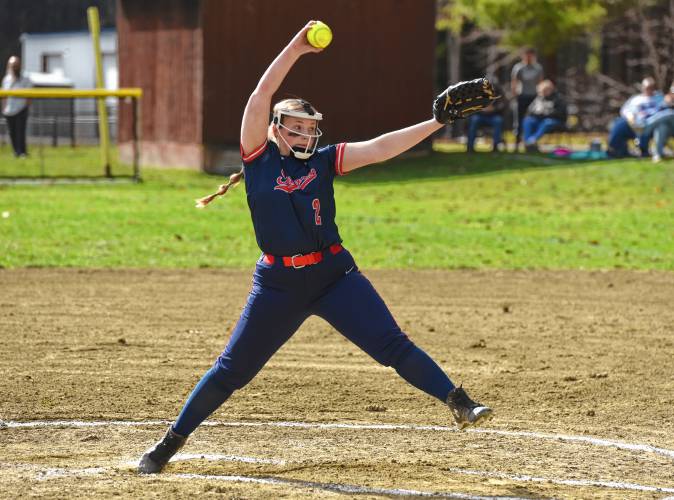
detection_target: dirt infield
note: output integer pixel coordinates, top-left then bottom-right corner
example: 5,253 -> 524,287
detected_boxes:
1,268 -> 673,499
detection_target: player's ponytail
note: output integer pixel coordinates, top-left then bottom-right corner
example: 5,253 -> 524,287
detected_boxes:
196,98 -> 317,208
194,167 -> 244,208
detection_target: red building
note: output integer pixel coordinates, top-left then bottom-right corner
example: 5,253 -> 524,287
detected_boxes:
117,0 -> 435,172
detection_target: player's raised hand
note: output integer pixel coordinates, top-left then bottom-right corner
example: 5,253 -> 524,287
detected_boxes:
287,21 -> 324,55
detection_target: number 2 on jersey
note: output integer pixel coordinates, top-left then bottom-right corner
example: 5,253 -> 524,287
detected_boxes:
312,198 -> 322,225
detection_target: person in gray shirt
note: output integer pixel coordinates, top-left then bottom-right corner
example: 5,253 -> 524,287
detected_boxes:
2,55 -> 31,158
511,48 -> 543,151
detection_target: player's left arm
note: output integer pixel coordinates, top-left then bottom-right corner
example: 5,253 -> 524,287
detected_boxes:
341,119 -> 443,173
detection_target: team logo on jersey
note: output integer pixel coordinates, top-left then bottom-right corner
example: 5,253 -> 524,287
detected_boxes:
274,168 -> 318,193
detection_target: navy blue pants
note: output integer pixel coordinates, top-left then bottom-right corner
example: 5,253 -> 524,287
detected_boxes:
173,248 -> 454,436
607,117 -> 651,157
467,114 -> 503,151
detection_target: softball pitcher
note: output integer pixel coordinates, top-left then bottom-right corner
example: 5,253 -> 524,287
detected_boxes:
139,20 -> 497,474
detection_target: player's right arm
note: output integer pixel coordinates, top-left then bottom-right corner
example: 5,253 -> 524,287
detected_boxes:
240,21 -> 322,156
620,95 -> 637,126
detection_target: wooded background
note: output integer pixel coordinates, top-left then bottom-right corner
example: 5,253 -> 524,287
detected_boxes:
436,0 -> 674,131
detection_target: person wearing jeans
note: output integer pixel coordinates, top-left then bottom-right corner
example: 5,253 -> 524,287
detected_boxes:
466,80 -> 506,152
607,77 -> 662,158
643,84 -> 674,162
467,113 -> 504,152
607,117 -> 652,158
522,80 -> 567,152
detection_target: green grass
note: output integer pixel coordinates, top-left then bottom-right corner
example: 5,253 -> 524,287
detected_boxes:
0,145 -> 672,269
0,143 -> 134,178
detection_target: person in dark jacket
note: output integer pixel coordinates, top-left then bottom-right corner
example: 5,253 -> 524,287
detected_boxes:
522,80 -> 567,152
466,78 -> 507,152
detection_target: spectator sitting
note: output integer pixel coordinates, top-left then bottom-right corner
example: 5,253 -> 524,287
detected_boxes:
644,83 -> 674,163
607,77 -> 663,158
466,78 -> 507,153
522,80 -> 567,152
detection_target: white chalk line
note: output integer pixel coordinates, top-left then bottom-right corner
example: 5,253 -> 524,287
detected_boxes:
167,472 -> 525,499
469,427 -> 674,460
2,461 -> 523,499
4,419 -> 674,495
6,460 -> 674,498
4,418 -> 674,461
0,462 -> 532,500
445,467 -> 674,495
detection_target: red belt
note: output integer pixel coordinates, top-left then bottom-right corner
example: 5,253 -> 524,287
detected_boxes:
263,244 -> 343,268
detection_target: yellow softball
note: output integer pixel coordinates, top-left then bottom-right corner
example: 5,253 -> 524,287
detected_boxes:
307,21 -> 333,49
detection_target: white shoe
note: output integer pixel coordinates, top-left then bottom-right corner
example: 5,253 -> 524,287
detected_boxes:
652,154 -> 662,163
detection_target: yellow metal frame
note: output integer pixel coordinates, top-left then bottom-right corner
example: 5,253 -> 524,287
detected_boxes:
0,88 -> 143,181
88,6 -> 111,175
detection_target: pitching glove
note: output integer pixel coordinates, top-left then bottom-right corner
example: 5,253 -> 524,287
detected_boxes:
433,77 -> 500,124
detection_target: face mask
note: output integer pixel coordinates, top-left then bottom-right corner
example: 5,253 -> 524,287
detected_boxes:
273,106 -> 323,160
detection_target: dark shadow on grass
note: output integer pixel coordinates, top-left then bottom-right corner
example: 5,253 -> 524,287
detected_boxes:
337,150 -> 628,185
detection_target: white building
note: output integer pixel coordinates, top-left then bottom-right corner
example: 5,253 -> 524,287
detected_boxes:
16,29 -> 118,143
21,29 -> 118,90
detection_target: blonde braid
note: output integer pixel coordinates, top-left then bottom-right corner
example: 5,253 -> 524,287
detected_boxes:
194,168 -> 244,208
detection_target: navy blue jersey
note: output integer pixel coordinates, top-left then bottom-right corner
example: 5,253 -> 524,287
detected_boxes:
241,140 -> 347,256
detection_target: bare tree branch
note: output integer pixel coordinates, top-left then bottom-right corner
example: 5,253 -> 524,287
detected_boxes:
486,51 -> 520,79
635,3 -> 665,87
593,72 -> 637,94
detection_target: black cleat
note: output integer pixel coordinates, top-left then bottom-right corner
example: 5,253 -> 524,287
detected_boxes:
446,386 -> 493,430
138,426 -> 186,474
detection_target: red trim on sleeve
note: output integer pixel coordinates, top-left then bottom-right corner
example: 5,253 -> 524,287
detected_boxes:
334,142 -> 347,176
241,141 -> 268,163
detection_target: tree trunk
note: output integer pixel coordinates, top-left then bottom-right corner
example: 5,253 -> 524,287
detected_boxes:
446,30 -> 461,84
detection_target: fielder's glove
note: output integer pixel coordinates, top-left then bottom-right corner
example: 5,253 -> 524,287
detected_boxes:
433,77 -> 500,124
